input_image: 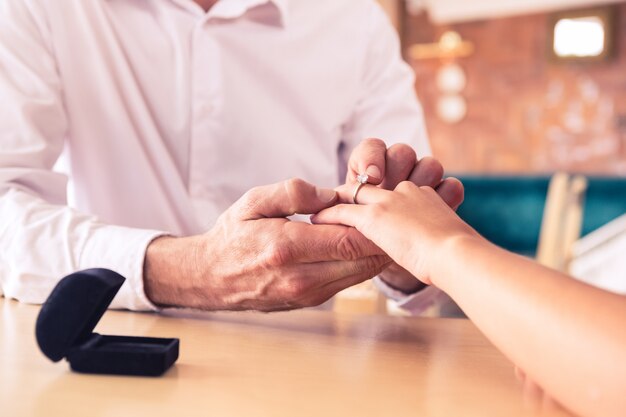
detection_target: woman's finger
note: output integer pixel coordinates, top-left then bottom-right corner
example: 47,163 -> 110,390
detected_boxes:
311,204 -> 364,228
335,183 -> 393,205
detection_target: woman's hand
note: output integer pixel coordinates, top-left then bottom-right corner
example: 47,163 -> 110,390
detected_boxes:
342,139 -> 464,292
312,181 -> 481,286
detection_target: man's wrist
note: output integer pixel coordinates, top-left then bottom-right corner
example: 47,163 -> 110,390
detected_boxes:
379,264 -> 426,295
143,235 -> 205,308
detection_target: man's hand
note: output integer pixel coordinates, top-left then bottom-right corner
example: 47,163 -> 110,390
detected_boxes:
344,138 -> 464,293
143,178 -> 392,311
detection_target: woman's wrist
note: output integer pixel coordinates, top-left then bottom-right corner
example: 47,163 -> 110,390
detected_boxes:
428,233 -> 489,292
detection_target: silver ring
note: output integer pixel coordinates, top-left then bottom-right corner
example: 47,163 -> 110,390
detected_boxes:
352,173 -> 369,204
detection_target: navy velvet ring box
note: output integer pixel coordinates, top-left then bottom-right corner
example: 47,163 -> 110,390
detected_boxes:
36,269 -> 179,377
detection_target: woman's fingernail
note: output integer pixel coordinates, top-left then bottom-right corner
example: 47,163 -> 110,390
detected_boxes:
366,165 -> 382,180
316,187 -> 337,203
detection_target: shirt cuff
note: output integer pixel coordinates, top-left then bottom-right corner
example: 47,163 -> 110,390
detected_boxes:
373,276 -> 454,317
78,224 -> 168,311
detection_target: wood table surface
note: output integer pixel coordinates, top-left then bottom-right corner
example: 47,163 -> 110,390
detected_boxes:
0,298 -> 572,417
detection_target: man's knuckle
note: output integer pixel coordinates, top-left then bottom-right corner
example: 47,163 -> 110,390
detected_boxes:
265,241 -> 292,266
285,177 -> 306,191
238,188 -> 261,212
363,256 -> 380,272
357,255 -> 387,275
363,137 -> 386,148
283,177 -> 309,209
336,229 -> 362,260
282,276 -> 307,299
389,143 -> 417,162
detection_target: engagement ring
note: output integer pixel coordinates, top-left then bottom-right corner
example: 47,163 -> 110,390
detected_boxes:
352,173 -> 369,204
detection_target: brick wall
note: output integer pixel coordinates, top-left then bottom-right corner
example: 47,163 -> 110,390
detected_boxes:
403,4 -> 626,174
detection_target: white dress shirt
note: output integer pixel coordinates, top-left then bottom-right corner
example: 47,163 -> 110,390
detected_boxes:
0,0 -> 437,311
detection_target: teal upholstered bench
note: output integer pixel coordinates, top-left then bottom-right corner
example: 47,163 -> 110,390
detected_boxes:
454,176 -> 626,257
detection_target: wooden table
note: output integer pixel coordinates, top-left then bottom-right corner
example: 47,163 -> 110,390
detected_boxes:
0,299 -> 571,417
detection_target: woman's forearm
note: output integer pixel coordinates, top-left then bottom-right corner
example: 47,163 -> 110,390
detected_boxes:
314,181 -> 626,416
431,236 -> 626,417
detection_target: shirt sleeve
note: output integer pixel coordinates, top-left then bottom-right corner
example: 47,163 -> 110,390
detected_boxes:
0,0 -> 165,311
373,277 -> 465,317
340,1 -> 458,317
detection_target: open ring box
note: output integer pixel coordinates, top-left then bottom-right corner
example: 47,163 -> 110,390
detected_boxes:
36,269 -> 179,376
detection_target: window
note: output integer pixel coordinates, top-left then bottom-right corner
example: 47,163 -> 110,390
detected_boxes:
549,7 -> 615,63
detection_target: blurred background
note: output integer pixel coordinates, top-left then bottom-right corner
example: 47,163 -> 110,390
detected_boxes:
377,0 -> 626,174
339,0 -> 626,315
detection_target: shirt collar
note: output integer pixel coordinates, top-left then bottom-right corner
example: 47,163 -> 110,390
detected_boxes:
167,0 -> 289,28
264,0 -> 288,18
269,0 -> 288,26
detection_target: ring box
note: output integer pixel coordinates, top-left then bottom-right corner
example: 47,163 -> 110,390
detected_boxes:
36,269 -> 179,377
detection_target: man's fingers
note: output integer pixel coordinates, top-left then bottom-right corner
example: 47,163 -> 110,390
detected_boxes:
281,221 -> 387,262
381,144 -> 417,190
236,178 -> 337,220
241,255 -> 389,312
308,268 -> 390,307
300,255 -> 391,286
408,156 -> 444,188
435,177 -> 465,210
347,138 -> 387,185
296,256 -> 392,307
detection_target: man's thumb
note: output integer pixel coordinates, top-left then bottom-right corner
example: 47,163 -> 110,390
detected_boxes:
236,178 -> 338,220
